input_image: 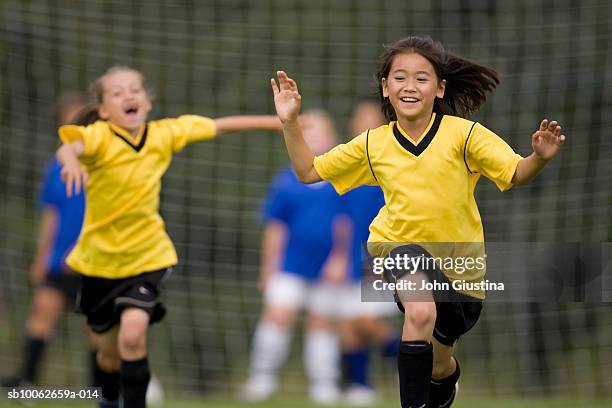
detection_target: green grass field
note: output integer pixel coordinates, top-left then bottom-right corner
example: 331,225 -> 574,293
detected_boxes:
2,399 -> 611,408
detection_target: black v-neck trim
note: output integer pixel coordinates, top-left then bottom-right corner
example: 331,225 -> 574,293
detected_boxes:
393,114 -> 443,157
112,124 -> 148,152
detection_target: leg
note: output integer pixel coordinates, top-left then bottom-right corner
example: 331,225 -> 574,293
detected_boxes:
243,272 -> 304,402
242,303 -> 299,401
305,312 -> 340,404
118,308 -> 150,408
428,338 -> 460,408
340,318 -> 371,388
396,272 -> 436,408
19,286 -> 65,383
95,326 -> 121,407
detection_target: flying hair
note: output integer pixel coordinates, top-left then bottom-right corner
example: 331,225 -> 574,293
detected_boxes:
375,36 -> 500,120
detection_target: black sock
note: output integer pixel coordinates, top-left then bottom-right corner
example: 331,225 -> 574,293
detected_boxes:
22,337 -> 46,383
121,358 -> 151,408
94,361 -> 120,403
397,341 -> 433,408
429,357 -> 460,408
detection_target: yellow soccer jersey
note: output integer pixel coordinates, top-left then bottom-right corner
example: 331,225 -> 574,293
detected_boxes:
59,115 -> 216,279
313,113 -> 522,298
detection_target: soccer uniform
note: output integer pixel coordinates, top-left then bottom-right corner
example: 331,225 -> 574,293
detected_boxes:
262,166 -> 346,316
39,158 -> 85,303
313,113 -> 522,344
59,115 -> 216,332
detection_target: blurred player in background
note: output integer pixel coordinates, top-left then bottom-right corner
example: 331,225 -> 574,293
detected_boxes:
56,66 -> 282,408
242,111 -> 349,405
1,94 -> 90,388
339,100 -> 399,406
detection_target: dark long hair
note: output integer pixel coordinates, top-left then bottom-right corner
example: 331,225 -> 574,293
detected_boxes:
376,36 -> 499,121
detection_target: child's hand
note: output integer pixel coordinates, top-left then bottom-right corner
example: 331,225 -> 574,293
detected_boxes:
61,162 -> 88,197
271,71 -> 301,123
532,119 -> 566,161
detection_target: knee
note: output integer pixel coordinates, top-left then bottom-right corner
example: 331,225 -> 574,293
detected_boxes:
306,314 -> 333,331
403,303 -> 436,331
118,326 -> 147,355
97,350 -> 120,372
27,291 -> 63,338
263,305 -> 296,329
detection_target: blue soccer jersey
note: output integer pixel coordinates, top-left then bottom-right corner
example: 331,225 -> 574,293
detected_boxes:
342,185 -> 385,281
39,159 -> 85,275
262,167 -> 344,280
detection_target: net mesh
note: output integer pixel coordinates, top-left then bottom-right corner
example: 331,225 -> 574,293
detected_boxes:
1,0 -> 611,401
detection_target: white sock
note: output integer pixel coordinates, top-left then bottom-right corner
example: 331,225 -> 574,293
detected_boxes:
247,321 -> 291,384
304,329 -> 340,389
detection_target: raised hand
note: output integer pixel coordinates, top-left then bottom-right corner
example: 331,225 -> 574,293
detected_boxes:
271,71 -> 301,123
532,119 -> 566,161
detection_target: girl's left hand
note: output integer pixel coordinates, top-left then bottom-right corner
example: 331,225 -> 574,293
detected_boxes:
532,119 -> 566,161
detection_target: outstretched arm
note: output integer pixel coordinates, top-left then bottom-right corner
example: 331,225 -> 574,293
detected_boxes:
56,141 -> 88,197
271,71 -> 321,184
214,115 -> 282,136
512,119 -> 566,185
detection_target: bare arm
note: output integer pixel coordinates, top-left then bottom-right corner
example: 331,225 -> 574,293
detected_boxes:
214,115 -> 282,136
512,119 -> 566,185
321,214 -> 352,286
28,208 -> 58,285
259,220 -> 287,292
271,71 -> 321,184
56,141 -> 88,197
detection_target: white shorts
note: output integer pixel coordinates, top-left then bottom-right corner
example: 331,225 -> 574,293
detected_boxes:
333,282 -> 398,319
265,272 -> 345,317
265,273 -> 397,318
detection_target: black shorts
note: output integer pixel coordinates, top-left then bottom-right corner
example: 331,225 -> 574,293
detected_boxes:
41,272 -> 81,306
383,245 -> 483,347
77,267 -> 172,334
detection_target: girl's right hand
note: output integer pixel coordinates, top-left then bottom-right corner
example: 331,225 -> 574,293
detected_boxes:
60,162 -> 88,197
271,71 -> 301,123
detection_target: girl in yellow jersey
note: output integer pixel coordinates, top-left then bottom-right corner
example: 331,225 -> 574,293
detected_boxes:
57,66 -> 281,408
271,37 -> 565,408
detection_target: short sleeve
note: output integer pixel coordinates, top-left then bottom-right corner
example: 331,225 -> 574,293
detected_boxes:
58,122 -> 107,161
313,132 -> 376,195
465,123 -> 523,191
261,172 -> 293,224
161,115 -> 217,153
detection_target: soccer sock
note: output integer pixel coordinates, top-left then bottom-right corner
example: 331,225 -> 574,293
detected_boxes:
305,330 -> 340,389
94,362 -> 120,405
120,358 -> 150,408
429,357 -> 460,408
397,340 -> 433,408
21,337 -> 46,383
381,335 -> 400,358
343,348 -> 370,387
248,321 -> 291,384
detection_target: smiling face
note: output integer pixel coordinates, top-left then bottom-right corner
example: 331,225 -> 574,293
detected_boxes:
97,69 -> 151,135
382,52 -> 446,124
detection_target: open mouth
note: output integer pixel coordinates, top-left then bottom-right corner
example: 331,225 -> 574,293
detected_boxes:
400,97 -> 419,103
123,105 -> 139,116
